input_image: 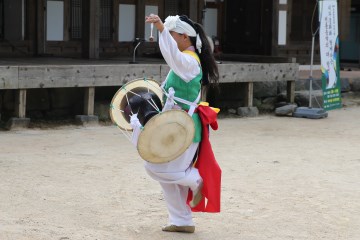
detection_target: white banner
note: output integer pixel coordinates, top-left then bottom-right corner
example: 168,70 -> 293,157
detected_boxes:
319,0 -> 342,110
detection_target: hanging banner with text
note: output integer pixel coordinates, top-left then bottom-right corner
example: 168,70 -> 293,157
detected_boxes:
319,0 -> 342,110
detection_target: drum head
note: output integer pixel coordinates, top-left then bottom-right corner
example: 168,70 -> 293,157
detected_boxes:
137,110 -> 195,163
110,78 -> 163,131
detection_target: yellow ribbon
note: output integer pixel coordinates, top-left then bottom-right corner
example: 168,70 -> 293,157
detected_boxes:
199,101 -> 220,113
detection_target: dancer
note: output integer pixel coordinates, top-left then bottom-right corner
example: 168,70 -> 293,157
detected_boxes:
144,14 -> 221,233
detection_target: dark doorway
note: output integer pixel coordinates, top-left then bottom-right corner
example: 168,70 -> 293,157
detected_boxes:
340,0 -> 360,63
223,0 -> 272,55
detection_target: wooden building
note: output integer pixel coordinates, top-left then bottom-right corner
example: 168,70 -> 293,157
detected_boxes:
0,0 -> 358,65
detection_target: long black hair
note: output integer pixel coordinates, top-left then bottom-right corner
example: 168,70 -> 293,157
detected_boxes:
179,15 -> 219,86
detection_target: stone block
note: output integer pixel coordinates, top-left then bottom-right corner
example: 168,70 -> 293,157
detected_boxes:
253,82 -> 278,98
94,101 -> 111,120
237,107 -> 259,117
350,78 -> 360,92
275,104 -> 298,116
258,97 -> 277,113
295,90 -> 324,108
5,117 -> 30,130
253,98 -> 261,108
227,108 -> 237,114
75,115 -> 99,126
341,78 -> 351,92
341,92 -> 360,107
304,78 -> 322,90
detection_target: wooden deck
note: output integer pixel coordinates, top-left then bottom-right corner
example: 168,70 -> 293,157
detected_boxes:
0,57 -> 299,120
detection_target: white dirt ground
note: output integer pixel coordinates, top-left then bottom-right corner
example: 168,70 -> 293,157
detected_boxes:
1,107 -> 359,240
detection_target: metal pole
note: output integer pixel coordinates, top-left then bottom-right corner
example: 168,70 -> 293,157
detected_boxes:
133,41 -> 141,63
309,34 -> 315,108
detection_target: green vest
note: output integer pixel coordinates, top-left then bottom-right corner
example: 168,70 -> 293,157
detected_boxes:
164,69 -> 202,143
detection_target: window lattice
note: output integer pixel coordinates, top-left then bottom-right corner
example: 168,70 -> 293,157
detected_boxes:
100,0 -> 113,40
0,0 -> 3,39
71,0 -> 82,39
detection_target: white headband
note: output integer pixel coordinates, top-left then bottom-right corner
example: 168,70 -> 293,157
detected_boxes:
164,15 -> 203,53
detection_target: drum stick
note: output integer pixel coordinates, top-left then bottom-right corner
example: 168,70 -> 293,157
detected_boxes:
149,23 -> 154,42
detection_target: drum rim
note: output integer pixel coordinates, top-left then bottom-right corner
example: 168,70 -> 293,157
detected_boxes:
137,109 -> 195,163
110,78 -> 163,131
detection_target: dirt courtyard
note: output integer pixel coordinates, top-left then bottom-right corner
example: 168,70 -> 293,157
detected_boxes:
1,107 -> 359,240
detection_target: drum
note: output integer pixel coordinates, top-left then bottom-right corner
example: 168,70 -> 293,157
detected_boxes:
110,78 -> 195,163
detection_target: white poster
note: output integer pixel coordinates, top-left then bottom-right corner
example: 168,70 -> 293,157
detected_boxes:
204,8 -> 218,38
119,4 -> 136,41
319,0 -> 341,110
46,1 -> 64,41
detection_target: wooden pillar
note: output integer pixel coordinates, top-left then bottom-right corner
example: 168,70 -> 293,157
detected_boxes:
201,85 -> 208,102
84,87 -> 95,115
36,0 -> 45,55
63,0 -> 70,41
287,80 -> 295,103
15,89 -> 27,118
244,82 -> 253,107
189,0 -> 198,21
113,0 -> 120,42
28,0 -> 37,54
136,0 -> 145,39
339,0 -> 352,41
82,0 -> 100,59
198,0 -> 205,24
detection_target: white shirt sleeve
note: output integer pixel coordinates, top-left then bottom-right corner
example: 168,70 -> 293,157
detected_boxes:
159,28 -> 201,83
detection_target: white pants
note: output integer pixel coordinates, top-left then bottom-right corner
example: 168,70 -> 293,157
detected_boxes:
144,142 -> 201,226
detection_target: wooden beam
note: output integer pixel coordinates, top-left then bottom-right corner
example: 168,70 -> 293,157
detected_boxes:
287,80 -> 295,103
84,87 -> 95,115
13,63 -> 299,89
82,0 -> 100,59
244,82 -> 253,107
15,89 -> 27,118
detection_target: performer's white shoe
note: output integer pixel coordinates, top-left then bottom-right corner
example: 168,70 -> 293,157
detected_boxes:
189,179 -> 203,208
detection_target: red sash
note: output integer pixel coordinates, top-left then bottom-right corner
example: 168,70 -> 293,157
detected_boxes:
186,105 -> 221,212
